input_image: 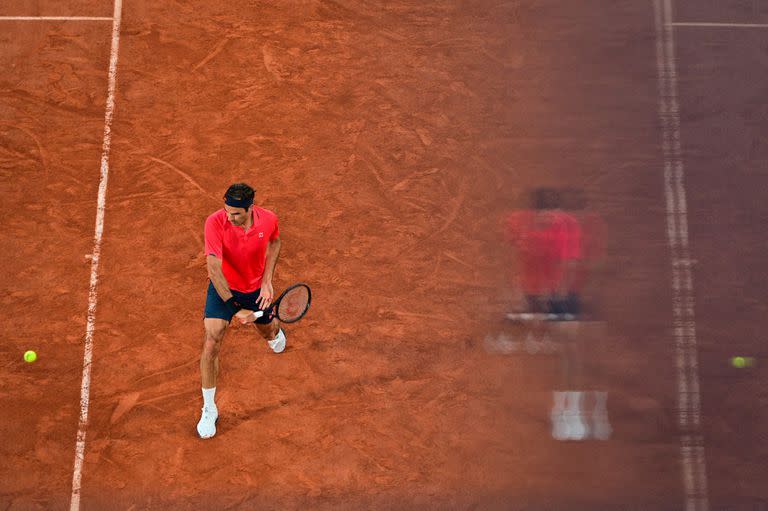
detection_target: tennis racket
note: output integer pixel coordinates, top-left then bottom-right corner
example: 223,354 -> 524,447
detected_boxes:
254,283 -> 312,323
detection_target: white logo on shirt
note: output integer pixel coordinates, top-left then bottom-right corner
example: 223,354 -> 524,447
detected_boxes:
259,232 -> 264,238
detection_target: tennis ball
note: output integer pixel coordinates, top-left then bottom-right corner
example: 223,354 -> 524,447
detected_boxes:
24,350 -> 37,363
731,356 -> 753,368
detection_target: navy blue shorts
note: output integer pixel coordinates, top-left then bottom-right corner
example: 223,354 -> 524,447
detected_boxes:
204,281 -> 274,324
526,293 -> 581,319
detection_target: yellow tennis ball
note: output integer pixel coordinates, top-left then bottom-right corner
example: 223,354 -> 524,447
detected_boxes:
24,350 -> 37,363
731,356 -> 745,368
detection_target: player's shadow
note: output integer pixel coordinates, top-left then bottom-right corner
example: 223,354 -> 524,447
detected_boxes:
216,367 -> 409,436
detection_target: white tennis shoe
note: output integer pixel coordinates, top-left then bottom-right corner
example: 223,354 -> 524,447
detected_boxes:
563,409 -> 588,440
268,328 -> 286,353
551,409 -> 570,440
197,406 -> 218,439
563,392 -> 588,441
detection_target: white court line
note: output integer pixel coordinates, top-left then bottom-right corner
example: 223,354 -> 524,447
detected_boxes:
69,0 -> 122,510
673,22 -> 768,28
0,16 -> 112,21
653,1 -> 708,510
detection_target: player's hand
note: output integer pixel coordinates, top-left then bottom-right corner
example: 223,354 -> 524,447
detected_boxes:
256,282 -> 274,310
235,308 -> 258,324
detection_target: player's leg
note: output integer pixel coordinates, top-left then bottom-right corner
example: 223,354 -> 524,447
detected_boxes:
551,293 -> 588,440
198,282 -> 235,439
523,295 -> 548,352
198,318 -> 227,439
236,287 -> 287,353
558,323 -> 583,387
577,292 -> 613,440
254,318 -> 286,353
253,317 -> 278,340
548,295 -> 570,438
201,319 -> 228,388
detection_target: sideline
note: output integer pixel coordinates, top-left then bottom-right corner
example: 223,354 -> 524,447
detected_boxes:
68,0 -> 123,510
653,1 -> 708,510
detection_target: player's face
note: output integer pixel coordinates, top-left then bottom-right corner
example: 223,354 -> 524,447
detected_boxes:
225,205 -> 250,226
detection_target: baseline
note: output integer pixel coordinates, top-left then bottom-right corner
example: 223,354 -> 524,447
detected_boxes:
672,22 -> 768,28
0,16 -> 112,21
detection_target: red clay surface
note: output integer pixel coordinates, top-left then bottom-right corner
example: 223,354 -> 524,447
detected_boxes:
1,1 -> 767,510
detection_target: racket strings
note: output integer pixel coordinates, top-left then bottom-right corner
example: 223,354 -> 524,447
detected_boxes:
277,286 -> 310,322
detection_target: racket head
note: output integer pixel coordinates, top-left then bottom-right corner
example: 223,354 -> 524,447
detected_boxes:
274,283 -> 311,323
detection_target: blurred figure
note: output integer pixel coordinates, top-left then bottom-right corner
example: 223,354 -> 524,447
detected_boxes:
503,187 -> 577,350
560,187 -> 606,319
553,187 -> 611,441
502,187 -> 612,441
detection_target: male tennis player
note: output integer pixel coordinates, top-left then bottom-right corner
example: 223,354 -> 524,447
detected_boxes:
197,182 -> 285,439
504,188 -> 589,439
505,187 -> 578,322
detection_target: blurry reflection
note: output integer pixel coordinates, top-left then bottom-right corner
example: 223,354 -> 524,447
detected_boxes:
490,187 -> 612,441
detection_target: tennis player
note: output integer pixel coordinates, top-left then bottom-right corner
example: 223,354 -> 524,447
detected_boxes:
197,183 -> 286,439
504,187 -> 578,323
504,187 -> 588,439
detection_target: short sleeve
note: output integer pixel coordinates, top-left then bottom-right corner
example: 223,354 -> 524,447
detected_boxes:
204,214 -> 223,258
554,212 -> 581,260
269,216 -> 280,241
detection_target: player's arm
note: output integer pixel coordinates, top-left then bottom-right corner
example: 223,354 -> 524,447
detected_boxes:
256,237 -> 281,309
207,255 -> 256,321
206,255 -> 234,301
262,237 -> 281,285
556,215 -> 580,296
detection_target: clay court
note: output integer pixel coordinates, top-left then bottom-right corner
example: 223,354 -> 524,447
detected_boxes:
2,0 -> 767,509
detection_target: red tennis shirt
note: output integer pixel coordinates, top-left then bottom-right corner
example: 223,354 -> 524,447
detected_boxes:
505,210 -> 580,295
204,207 -> 280,293
568,211 -> 606,292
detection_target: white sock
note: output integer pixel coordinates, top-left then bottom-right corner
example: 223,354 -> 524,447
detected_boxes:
202,387 -> 216,410
566,391 -> 583,414
272,328 -> 284,341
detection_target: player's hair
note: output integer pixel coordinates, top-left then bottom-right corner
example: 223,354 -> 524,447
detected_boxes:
531,187 -> 560,210
224,183 -> 255,205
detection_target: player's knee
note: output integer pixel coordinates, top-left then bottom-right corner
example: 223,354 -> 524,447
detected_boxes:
201,338 -> 220,360
204,324 -> 226,343
202,327 -> 224,354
